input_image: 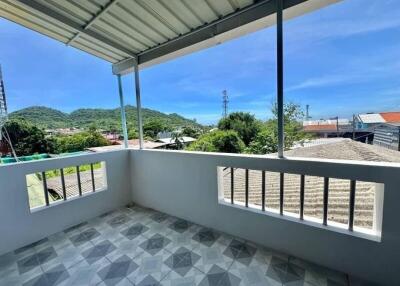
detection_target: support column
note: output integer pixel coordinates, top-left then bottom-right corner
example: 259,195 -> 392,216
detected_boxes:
276,0 -> 284,158
134,61 -> 144,149
117,75 -> 129,148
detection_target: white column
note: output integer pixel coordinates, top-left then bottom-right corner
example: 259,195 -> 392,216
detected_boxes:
134,61 -> 144,149
117,74 -> 128,148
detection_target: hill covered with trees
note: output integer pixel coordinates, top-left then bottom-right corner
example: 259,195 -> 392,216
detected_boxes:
9,106 -> 202,130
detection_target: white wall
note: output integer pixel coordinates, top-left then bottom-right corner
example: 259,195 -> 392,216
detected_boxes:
1,148 -> 399,284
0,149 -> 131,255
130,149 -> 400,285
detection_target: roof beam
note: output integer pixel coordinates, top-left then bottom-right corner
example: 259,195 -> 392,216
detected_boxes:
15,0 -> 136,57
137,0 -> 336,66
66,0 -> 120,45
112,0 -> 338,73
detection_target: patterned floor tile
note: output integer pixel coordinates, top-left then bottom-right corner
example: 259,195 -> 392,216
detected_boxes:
232,264 -> 280,286
69,228 -> 101,247
98,255 -> 138,286
107,214 -> 130,228
266,256 -> 305,285
139,234 -> 172,256
128,249 -> 172,284
106,235 -> 146,261
164,247 -> 202,277
23,264 -> 69,286
82,240 -> 117,265
0,251 -> 17,275
42,244 -> 87,271
161,266 -> 205,286
1,206 -> 352,286
198,264 -> 241,286
120,223 -> 149,240
17,252 -> 41,274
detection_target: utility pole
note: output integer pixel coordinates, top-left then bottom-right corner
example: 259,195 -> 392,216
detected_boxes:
352,114 -> 356,140
336,116 -> 339,137
222,90 -> 228,118
305,104 -> 310,120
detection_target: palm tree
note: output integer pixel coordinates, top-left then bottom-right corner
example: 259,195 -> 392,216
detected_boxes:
171,131 -> 184,150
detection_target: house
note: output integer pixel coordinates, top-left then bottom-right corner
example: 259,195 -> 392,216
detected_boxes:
373,123 -> 400,151
1,1 -> 399,285
302,119 -> 351,137
155,136 -> 196,148
356,111 -> 400,130
87,139 -> 168,152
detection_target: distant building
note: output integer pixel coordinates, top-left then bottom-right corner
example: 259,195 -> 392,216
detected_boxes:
155,136 -> 196,148
86,139 -> 168,152
302,119 -> 351,138
373,123 -> 400,151
356,111 -> 400,130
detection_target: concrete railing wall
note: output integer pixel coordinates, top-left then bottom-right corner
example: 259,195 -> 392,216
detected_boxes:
130,149 -> 400,285
1,148 -> 399,283
0,149 -> 131,255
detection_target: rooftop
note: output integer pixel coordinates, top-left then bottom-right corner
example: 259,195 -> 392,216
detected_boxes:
281,138 -> 400,162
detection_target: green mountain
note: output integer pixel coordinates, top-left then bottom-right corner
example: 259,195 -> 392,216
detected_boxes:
9,106 -> 201,130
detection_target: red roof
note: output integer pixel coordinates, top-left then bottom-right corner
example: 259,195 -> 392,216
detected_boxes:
303,124 -> 338,132
380,112 -> 400,123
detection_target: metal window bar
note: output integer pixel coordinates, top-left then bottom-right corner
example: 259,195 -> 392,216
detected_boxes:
300,175 -> 305,220
42,171 -> 50,206
349,180 -> 356,231
230,167 -> 234,204
261,171 -> 266,211
323,177 -> 329,225
60,168 -> 67,201
90,163 -> 96,192
76,166 -> 82,196
280,173 -> 284,215
245,169 -> 249,207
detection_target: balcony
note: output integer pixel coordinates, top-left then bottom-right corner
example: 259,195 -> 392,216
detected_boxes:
0,149 -> 398,285
1,0 -> 399,285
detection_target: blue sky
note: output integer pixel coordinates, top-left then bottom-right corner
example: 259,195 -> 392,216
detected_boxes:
0,0 -> 399,125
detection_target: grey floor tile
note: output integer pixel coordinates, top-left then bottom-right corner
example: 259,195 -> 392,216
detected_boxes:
2,206 -> 354,286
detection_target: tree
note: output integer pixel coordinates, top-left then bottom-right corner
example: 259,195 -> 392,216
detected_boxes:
217,112 -> 260,145
181,126 -> 200,138
171,131 -> 184,150
246,102 -> 310,154
186,130 -> 245,153
55,130 -> 110,153
2,119 -> 55,156
143,119 -> 166,139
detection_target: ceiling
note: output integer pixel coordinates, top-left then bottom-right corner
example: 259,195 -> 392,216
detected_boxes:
0,0 -> 338,73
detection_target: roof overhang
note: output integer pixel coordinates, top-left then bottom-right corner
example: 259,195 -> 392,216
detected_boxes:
0,0 -> 339,75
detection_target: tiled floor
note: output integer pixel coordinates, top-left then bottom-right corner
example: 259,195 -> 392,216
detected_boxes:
0,205 -> 350,286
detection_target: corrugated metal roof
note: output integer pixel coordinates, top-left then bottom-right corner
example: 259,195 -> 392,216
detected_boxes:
380,112 -> 400,123
0,0 -> 338,72
303,124 -> 337,132
358,113 -> 385,124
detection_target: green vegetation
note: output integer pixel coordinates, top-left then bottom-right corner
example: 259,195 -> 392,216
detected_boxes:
143,119 -> 168,139
188,103 -> 309,154
1,119 -> 110,156
43,162 -> 102,179
10,106 -> 201,131
218,112 -> 261,145
246,102 -> 310,154
187,130 -> 245,153
54,130 -> 110,153
3,119 -> 56,156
